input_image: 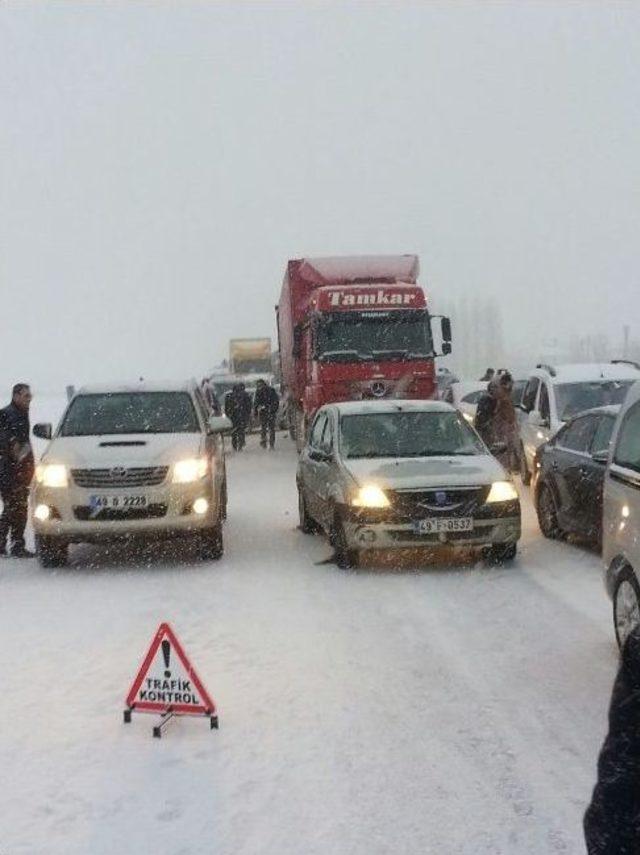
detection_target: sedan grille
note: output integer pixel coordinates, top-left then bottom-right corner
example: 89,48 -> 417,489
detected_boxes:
388,487 -> 489,519
71,466 -> 169,489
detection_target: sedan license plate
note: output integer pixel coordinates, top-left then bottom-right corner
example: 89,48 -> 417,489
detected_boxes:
413,517 -> 473,535
89,495 -> 149,510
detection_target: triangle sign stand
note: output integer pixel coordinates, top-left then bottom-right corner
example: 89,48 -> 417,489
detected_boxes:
124,622 -> 218,738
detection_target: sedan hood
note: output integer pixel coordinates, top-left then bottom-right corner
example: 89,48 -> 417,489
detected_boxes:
343,455 -> 507,490
41,433 -> 203,467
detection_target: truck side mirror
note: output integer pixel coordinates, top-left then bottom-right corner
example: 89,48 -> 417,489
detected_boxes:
441,317 -> 452,342
442,341 -> 452,355
292,326 -> 302,358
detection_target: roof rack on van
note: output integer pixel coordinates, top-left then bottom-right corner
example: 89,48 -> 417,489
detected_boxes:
536,363 -> 557,377
611,359 -> 640,371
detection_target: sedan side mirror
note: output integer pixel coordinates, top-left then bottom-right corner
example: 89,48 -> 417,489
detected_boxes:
528,410 -> 549,429
208,415 -> 232,434
33,423 -> 52,440
309,448 -> 333,463
591,449 -> 610,465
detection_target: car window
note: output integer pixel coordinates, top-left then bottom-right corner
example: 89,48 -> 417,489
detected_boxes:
309,413 -> 327,448
539,383 -> 550,422
511,380 -> 526,406
555,381 -> 633,421
590,415 -> 615,455
522,378 -> 540,412
461,390 -> 485,404
613,401 -> 640,474
320,414 -> 334,452
557,415 -> 598,453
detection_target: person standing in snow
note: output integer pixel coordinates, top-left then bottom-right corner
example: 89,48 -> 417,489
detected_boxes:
479,367 -> 495,382
0,383 -> 35,558
584,628 -> 640,853
224,383 -> 251,451
253,379 -> 280,450
474,372 -> 518,470
201,378 -> 221,416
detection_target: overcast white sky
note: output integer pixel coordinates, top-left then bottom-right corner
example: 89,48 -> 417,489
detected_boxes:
2,1 -> 639,392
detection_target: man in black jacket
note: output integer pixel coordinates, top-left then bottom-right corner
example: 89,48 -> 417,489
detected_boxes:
0,383 -> 35,558
253,379 -> 280,450
224,383 -> 252,451
584,628 -> 640,853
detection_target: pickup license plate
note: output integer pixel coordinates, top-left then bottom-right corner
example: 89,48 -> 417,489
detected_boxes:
89,495 -> 149,510
413,517 -> 473,535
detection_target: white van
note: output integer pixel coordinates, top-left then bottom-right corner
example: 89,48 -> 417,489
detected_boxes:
602,380 -> 640,646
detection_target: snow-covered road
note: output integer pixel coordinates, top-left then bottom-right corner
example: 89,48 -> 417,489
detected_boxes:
0,430 -> 618,854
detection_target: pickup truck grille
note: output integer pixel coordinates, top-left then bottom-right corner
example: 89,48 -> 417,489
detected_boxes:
71,467 -> 169,489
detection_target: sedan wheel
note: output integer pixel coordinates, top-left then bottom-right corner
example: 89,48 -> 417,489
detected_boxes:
519,444 -> 531,486
536,483 -> 561,539
330,513 -> 358,570
298,486 -> 318,534
614,571 -> 640,649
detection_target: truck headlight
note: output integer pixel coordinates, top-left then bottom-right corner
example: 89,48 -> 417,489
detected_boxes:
35,464 -> 68,488
172,458 -> 208,484
351,485 -> 390,508
486,481 -> 518,503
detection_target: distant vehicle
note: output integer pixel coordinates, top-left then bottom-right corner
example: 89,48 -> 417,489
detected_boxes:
31,381 -> 230,567
296,399 -> 520,569
603,381 -> 640,647
443,381 -> 488,423
229,338 -> 272,375
277,255 -> 452,451
517,361 -> 640,485
533,405 -> 619,545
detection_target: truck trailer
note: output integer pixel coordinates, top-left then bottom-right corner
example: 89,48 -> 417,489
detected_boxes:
276,255 -> 451,449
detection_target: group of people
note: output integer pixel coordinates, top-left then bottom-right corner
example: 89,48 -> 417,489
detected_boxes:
474,368 -> 519,471
0,383 -> 35,558
222,379 -> 280,452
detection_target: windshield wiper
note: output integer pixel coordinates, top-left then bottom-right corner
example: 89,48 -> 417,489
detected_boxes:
319,350 -> 373,363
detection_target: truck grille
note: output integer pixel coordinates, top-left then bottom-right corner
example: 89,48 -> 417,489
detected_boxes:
71,467 -> 169,489
73,504 -> 168,521
388,487 -> 488,519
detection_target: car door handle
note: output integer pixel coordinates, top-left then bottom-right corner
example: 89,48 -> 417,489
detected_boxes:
551,461 -> 559,471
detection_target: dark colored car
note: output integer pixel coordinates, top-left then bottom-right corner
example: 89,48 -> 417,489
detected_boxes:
533,405 -> 620,545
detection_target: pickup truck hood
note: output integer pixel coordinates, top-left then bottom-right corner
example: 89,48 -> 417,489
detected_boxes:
343,455 -> 507,490
41,433 -> 203,467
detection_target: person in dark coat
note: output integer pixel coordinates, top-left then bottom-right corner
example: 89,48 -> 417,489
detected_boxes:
479,367 -> 495,382
473,372 -> 518,470
253,379 -> 280,450
584,628 -> 640,853
224,383 -> 252,451
0,383 -> 35,558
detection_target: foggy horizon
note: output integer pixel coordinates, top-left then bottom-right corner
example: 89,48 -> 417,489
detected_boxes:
3,2 -> 639,393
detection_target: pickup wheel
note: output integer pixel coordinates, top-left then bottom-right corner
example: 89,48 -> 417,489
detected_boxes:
330,513 -> 358,570
36,535 -> 68,568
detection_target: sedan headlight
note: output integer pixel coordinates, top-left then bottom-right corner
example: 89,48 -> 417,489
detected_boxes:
172,458 -> 208,484
486,481 -> 519,503
351,484 -> 390,508
35,464 -> 68,488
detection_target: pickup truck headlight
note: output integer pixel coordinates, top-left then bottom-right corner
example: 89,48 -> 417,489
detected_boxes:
351,485 -> 390,508
486,481 -> 519,503
172,458 -> 208,484
35,464 -> 68,488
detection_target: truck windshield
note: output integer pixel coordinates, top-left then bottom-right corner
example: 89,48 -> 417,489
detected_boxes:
555,381 -> 633,421
316,311 -> 433,362
340,411 -> 485,459
60,392 -> 200,436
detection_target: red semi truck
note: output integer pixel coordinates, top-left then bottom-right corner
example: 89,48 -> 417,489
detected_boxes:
276,255 -> 451,449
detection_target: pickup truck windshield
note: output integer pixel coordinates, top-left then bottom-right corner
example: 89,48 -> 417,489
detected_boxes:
555,381 -> 633,421
60,392 -> 200,436
340,411 -> 485,459
316,311 -> 433,362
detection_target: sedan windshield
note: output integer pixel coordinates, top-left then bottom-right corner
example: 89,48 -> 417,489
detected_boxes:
316,311 -> 433,362
60,392 -> 200,436
555,381 -> 632,421
340,411 -> 486,459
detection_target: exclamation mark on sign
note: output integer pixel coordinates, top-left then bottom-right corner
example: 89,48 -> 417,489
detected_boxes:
162,639 -> 171,678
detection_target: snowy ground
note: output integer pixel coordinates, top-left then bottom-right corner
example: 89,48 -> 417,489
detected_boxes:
0,399 -> 619,854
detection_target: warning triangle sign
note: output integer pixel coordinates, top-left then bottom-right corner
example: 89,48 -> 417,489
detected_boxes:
126,622 -> 217,717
